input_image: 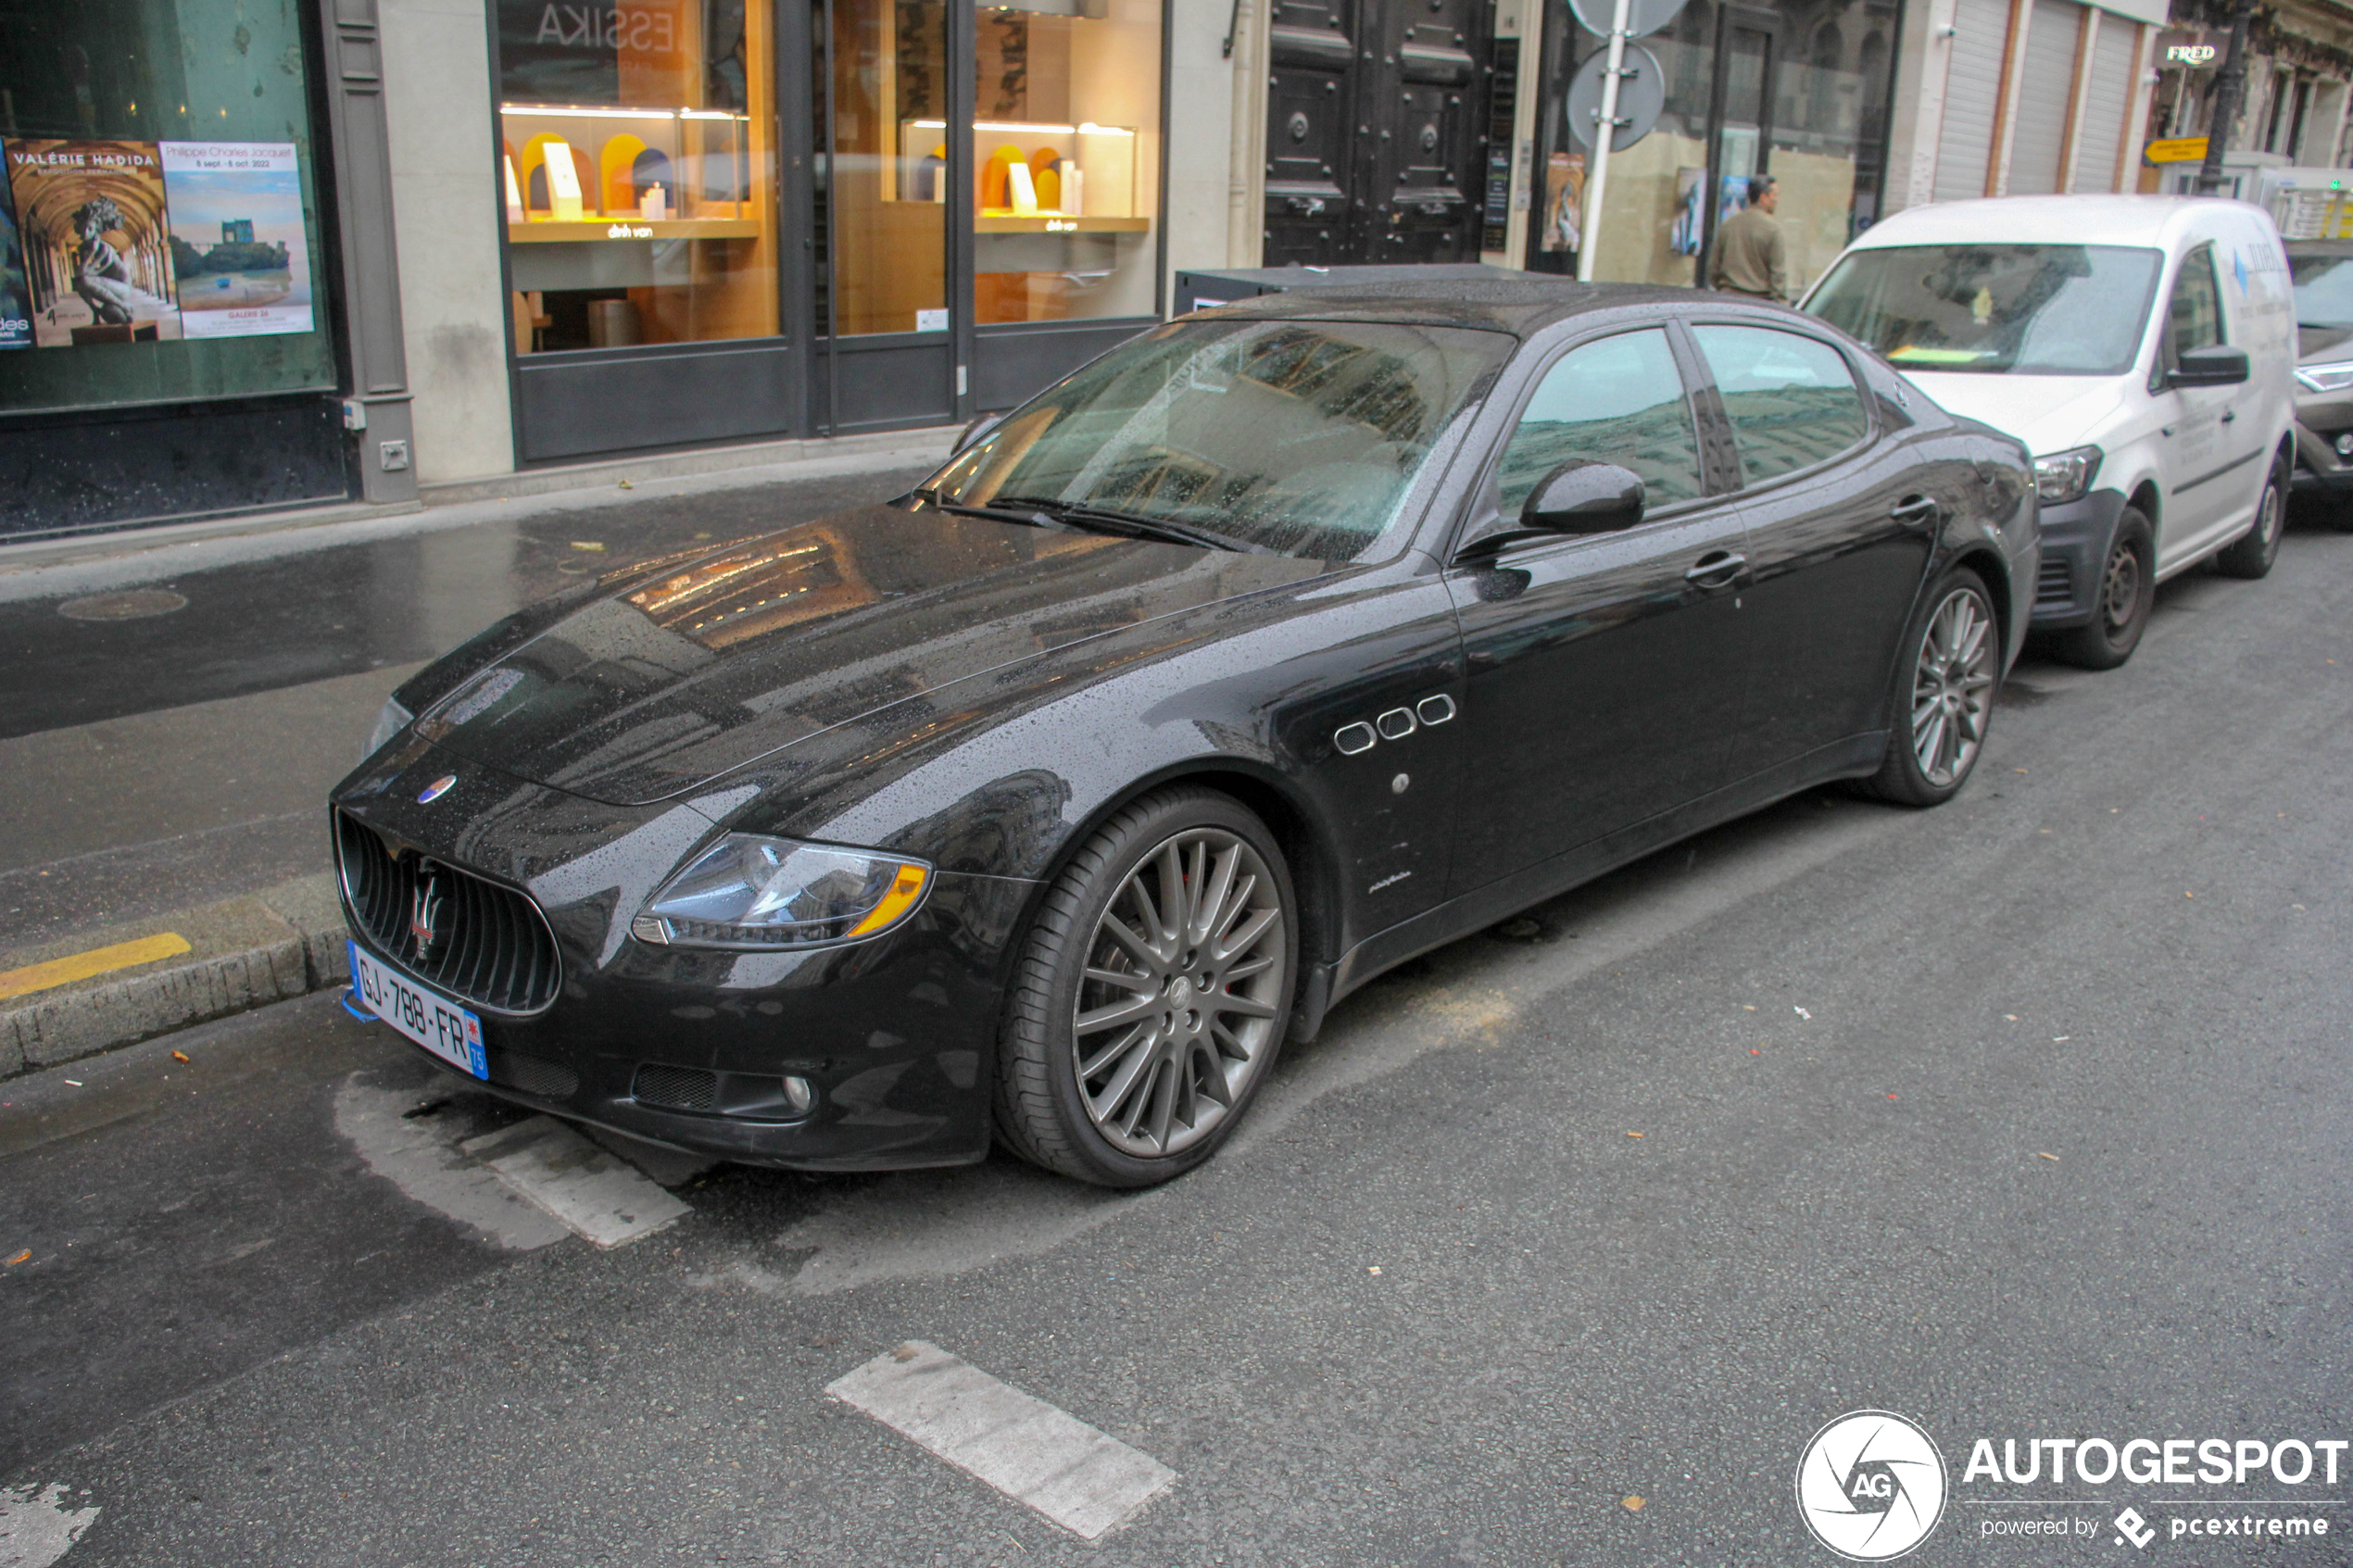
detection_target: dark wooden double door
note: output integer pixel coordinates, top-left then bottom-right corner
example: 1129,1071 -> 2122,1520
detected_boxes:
1263,0 -> 1492,266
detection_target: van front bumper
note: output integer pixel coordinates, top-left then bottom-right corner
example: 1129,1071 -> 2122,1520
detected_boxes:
2027,488 -> 2129,632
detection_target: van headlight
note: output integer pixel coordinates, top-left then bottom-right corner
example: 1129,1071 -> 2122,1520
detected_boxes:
2296,360 -> 2353,393
631,835 -> 931,948
2032,445 -> 2103,505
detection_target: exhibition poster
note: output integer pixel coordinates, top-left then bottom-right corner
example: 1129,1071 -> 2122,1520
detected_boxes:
0,137 -> 314,348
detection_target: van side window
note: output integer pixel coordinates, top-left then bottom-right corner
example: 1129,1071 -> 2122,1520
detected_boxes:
2158,245 -> 2225,384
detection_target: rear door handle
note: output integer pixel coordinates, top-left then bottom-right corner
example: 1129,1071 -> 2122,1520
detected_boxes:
1892,495 -> 1940,529
1685,550 -> 1747,591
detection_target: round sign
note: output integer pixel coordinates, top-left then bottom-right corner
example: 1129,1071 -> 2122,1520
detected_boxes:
1564,43 -> 1667,154
1793,1411 -> 1949,1562
1568,0 -> 1690,40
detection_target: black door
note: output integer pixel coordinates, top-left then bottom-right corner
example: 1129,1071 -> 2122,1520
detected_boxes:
1262,0 -> 1491,266
1442,324 -> 1754,896
1686,320 -> 1933,774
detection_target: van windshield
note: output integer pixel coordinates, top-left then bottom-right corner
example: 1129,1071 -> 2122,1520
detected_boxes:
1806,244 -> 2163,375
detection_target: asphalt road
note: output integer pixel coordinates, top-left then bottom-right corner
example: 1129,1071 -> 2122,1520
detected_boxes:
2,521 -> 2349,1567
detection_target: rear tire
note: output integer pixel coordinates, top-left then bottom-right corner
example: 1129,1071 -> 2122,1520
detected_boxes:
1855,566 -> 1998,809
994,787 -> 1297,1187
2214,454 -> 2286,579
2052,508 -> 2156,670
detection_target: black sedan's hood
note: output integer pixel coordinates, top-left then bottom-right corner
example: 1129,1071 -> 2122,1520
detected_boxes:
414,503 -> 1336,806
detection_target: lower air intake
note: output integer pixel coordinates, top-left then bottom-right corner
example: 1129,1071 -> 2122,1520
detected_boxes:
634,1064 -> 719,1111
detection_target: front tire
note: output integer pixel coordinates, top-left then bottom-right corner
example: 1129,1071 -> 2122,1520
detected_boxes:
995,787 -> 1297,1187
2052,507 -> 2156,670
2214,454 -> 2286,579
1856,567 -> 1998,809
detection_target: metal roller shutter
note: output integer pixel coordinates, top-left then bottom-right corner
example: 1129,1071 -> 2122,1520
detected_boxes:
2070,18 -> 2139,191
2007,0 -> 2084,194
1935,0 -> 2012,201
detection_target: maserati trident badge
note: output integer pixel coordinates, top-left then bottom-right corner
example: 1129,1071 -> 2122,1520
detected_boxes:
408,868 -> 446,961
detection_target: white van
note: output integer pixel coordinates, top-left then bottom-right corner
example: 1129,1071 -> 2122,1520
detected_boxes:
1803,196 -> 2296,668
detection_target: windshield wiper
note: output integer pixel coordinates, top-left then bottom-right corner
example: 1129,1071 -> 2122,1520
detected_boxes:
989,496 -> 1270,554
908,487 -> 1084,532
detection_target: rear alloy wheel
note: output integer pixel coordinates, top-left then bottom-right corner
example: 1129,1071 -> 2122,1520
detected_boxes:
2215,455 -> 2286,578
1856,568 -> 1998,808
2053,508 -> 2156,670
995,788 -> 1295,1186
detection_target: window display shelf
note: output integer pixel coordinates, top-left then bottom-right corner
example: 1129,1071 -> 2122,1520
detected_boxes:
975,214 -> 1150,233
507,218 -> 764,243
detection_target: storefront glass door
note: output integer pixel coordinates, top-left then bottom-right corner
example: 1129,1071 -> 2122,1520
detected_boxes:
813,0 -> 956,431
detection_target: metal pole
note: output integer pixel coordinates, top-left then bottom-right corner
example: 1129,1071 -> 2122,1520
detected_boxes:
2196,0 -> 2254,195
1575,0 -> 1634,282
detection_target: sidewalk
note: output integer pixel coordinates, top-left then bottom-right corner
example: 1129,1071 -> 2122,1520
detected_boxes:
0,428 -> 956,1080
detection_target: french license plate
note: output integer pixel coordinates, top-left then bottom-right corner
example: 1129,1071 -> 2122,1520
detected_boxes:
348,941 -> 487,1080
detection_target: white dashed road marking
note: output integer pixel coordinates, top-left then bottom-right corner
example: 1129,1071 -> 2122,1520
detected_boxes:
462,1116 -> 690,1249
0,1483 -> 99,1567
828,1341 -> 1176,1539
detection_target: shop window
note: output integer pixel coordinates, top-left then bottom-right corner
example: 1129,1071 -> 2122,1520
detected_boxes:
0,0 -> 336,414
968,0 -> 1162,326
497,0 -> 778,354
824,0 -> 949,337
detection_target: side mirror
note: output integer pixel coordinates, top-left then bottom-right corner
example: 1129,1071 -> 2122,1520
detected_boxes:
954,409 -> 1005,453
1522,459 -> 1646,534
2166,345 -> 2249,389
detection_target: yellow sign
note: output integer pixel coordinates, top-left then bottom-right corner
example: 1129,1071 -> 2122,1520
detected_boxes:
2145,137 -> 2210,165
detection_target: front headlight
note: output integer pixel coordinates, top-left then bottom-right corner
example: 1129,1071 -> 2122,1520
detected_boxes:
2296,360 -> 2353,393
2032,445 -> 2103,505
631,835 -> 932,949
361,696 -> 413,760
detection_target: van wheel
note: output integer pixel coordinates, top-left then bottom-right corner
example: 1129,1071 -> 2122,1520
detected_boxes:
2215,456 -> 2286,579
2053,508 -> 2155,670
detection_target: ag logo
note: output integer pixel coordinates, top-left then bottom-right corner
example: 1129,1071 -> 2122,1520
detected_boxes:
1795,1410 -> 1948,1561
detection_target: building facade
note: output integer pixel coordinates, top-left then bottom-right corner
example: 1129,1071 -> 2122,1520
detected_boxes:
12,0 -> 2353,543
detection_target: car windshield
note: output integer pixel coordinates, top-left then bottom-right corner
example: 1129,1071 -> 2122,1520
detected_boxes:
2289,250 -> 2353,328
1806,244 -> 2163,375
919,318 -> 1514,560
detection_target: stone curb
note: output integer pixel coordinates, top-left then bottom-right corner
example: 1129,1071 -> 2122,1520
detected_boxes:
1,873 -> 351,1081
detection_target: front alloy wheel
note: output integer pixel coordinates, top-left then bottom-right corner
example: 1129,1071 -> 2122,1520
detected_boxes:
997,787 -> 1296,1186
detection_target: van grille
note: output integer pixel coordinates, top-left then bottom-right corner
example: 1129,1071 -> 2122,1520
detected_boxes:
2034,558 -> 2073,609
337,812 -> 562,1014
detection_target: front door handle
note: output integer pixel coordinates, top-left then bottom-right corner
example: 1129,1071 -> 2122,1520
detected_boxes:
1892,495 -> 1941,530
1685,550 -> 1748,591
2221,408 -> 2237,423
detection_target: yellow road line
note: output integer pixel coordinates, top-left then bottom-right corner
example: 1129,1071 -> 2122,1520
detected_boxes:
0,934 -> 194,1001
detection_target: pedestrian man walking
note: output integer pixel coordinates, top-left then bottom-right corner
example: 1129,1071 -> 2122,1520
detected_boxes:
1708,176 -> 1790,303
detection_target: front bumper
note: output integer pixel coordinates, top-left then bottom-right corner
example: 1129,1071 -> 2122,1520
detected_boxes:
2026,488 -> 2129,631
333,737 -> 1038,1172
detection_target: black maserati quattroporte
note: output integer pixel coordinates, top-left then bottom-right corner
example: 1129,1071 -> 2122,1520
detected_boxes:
334,280 -> 2037,1186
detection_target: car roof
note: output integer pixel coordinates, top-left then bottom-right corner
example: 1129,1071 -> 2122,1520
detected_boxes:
1185,277 -> 1789,338
1841,194 -> 2271,252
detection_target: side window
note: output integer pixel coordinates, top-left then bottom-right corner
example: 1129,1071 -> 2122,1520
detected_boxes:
1495,328 -> 1705,517
2158,245 -> 2225,382
1690,324 -> 1870,485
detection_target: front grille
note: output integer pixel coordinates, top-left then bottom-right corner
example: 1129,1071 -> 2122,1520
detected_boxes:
634,1064 -> 719,1111
492,1052 -> 580,1099
337,811 -> 562,1013
2034,558 -> 2072,609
